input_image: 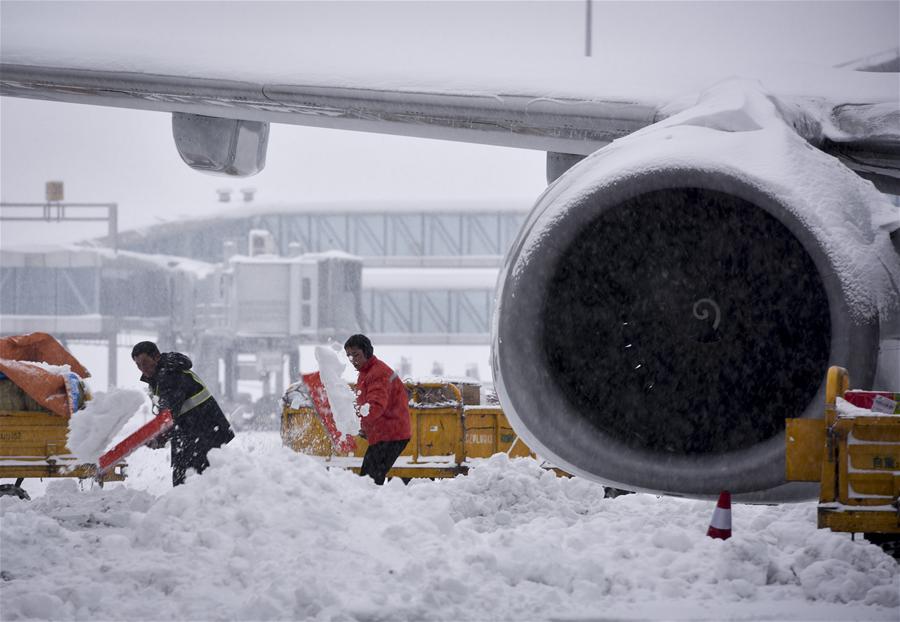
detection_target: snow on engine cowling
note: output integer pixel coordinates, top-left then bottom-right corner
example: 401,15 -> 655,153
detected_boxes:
492,84 -> 899,502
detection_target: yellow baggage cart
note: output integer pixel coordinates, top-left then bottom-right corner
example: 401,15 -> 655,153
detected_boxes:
786,366 -> 900,556
281,379 -> 559,480
0,335 -> 126,500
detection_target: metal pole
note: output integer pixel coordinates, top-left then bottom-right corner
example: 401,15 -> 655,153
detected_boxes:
224,347 -> 236,400
275,354 -> 284,397
109,203 -> 118,252
107,331 -> 118,388
585,0 -> 593,57
289,348 -> 300,383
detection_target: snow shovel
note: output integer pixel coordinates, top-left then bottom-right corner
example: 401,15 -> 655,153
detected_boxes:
95,409 -> 174,478
302,372 -> 357,454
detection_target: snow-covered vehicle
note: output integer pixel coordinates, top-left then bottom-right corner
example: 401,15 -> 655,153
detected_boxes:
786,366 -> 900,557
0,333 -> 125,500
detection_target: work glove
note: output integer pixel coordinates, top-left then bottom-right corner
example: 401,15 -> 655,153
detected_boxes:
146,436 -> 168,450
146,425 -> 172,450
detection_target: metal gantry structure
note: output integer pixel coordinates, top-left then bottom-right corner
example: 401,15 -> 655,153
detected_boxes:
114,206 -> 525,265
0,202 -> 118,251
108,204 -> 527,343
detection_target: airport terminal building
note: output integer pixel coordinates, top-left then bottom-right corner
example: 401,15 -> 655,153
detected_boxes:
0,200 -> 526,396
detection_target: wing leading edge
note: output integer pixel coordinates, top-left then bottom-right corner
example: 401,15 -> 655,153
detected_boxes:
1,62 -> 898,190
0,63 -> 657,155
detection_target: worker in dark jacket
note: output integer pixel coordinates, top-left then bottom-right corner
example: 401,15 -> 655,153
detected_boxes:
132,341 -> 234,486
345,334 -> 411,485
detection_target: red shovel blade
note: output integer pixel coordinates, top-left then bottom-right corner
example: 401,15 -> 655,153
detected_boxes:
302,372 -> 356,454
97,409 -> 174,475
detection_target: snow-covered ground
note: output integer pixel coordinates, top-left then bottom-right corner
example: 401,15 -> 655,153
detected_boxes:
1,431 -> 897,621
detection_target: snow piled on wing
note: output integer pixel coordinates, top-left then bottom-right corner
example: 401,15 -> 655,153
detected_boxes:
66,389 -> 151,463
1,438 -> 898,621
314,344 -> 358,436
3,2 -> 898,105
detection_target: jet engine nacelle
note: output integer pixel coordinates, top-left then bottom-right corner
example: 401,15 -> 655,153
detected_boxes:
492,85 -> 900,501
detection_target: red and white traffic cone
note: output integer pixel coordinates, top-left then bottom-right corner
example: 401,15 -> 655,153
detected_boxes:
706,491 -> 732,540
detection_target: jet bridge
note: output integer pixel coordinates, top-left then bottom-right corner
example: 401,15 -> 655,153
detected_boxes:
0,243 -> 364,398
190,248 -> 364,401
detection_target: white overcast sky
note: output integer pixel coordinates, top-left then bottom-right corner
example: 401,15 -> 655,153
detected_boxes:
1,1 -> 898,248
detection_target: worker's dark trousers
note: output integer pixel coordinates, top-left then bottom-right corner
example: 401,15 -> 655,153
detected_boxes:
170,436 -> 211,487
360,439 -> 409,485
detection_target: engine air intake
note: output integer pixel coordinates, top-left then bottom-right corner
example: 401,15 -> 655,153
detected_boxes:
542,188 -> 831,455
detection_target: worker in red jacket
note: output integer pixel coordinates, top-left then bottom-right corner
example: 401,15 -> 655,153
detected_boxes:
344,334 -> 411,485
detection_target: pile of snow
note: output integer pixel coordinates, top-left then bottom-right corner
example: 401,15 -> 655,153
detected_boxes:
314,343 -> 359,436
66,389 -> 152,463
17,361 -> 72,375
1,434 -> 897,621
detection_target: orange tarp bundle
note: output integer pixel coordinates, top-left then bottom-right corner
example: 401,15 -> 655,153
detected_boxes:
0,333 -> 90,417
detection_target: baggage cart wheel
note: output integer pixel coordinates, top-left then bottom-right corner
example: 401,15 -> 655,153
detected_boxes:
603,487 -> 634,499
0,478 -> 30,501
864,533 -> 900,561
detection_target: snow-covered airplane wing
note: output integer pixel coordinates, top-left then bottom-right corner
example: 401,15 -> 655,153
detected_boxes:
2,61 -> 897,189
0,63 -> 656,154
2,1 -> 898,181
